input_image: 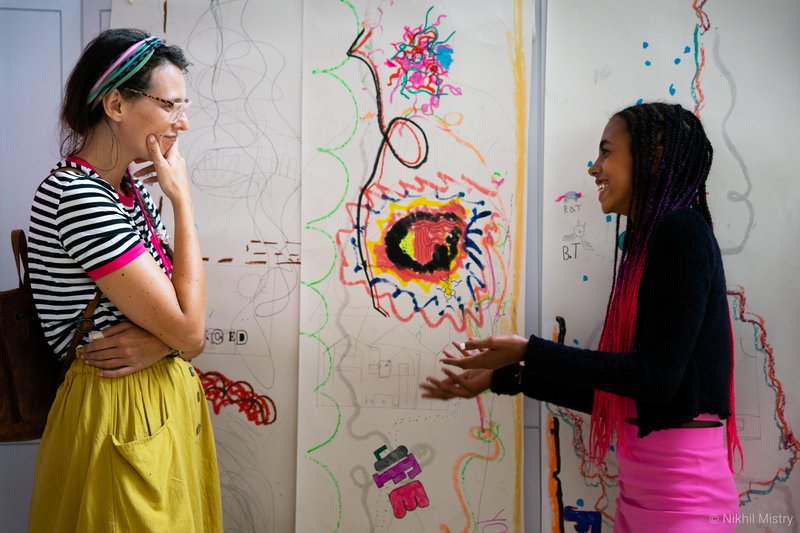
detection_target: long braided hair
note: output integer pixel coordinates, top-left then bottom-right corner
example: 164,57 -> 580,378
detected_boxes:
589,103 -> 741,469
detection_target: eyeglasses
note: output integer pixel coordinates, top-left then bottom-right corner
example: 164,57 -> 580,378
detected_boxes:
127,89 -> 191,124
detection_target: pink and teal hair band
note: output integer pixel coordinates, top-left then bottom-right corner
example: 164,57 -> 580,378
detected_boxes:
87,36 -> 163,110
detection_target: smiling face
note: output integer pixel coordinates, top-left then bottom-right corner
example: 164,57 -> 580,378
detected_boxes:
119,62 -> 189,160
588,116 -> 633,216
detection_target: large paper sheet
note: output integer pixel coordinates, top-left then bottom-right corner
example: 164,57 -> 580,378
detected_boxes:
298,1 -> 532,531
111,2 -> 302,531
541,1 -> 800,531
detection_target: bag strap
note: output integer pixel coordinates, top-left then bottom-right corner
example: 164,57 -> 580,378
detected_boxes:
128,174 -> 175,263
59,288 -> 103,384
11,229 -> 28,289
10,228 -> 103,381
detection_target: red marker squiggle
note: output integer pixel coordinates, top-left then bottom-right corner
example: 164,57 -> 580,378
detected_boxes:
196,368 -> 277,426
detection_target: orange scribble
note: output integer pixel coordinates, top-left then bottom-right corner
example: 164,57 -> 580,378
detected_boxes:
459,173 -> 501,197
433,114 -> 487,165
692,0 -> 709,117
547,413 -> 560,533
509,1 -> 528,529
507,0 -> 527,341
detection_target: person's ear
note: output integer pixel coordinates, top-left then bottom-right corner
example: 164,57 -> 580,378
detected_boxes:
102,89 -> 125,123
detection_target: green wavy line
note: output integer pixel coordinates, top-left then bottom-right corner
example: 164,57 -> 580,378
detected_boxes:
300,1 -> 361,529
301,228 -> 338,289
304,454 -> 343,531
306,148 -> 353,225
299,283 -> 330,336
458,422 -> 505,532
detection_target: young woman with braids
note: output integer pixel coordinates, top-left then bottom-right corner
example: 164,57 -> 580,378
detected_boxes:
27,29 -> 222,531
421,102 -> 742,531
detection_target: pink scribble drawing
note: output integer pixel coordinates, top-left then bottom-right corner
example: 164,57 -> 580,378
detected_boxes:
385,6 -> 462,114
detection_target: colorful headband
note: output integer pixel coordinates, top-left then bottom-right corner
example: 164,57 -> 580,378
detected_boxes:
87,36 -> 163,110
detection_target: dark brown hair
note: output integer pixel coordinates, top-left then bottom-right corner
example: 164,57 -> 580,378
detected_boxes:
60,28 -> 189,157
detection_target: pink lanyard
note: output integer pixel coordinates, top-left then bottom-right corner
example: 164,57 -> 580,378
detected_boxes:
129,174 -> 173,278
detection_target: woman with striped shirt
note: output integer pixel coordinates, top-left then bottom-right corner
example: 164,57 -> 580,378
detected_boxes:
27,28 -> 222,532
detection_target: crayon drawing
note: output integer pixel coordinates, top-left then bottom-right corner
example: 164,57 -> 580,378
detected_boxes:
298,1 -> 532,531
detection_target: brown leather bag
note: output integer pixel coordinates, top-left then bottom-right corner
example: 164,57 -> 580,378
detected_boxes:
0,229 -> 100,441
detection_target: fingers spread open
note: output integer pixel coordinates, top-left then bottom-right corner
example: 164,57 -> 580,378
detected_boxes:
420,378 -> 453,400
441,367 -> 464,384
441,356 -> 471,369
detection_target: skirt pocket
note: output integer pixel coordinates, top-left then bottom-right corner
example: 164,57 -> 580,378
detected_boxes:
110,417 -> 188,530
111,416 -> 174,500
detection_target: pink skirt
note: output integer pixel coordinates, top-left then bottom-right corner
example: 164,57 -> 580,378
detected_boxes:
615,417 -> 739,532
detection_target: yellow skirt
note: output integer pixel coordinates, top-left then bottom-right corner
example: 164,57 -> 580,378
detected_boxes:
29,357 -> 223,533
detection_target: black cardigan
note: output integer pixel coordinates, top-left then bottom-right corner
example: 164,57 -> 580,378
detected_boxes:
491,208 -> 732,437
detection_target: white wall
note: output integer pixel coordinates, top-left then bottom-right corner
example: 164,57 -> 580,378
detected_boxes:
0,2 -> 108,531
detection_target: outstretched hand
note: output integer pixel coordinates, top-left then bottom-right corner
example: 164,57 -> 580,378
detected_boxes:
420,334 -> 528,401
440,335 -> 528,370
79,322 -> 170,378
420,368 -> 493,400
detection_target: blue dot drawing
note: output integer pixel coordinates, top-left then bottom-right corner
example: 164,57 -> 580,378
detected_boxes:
572,339 -> 580,346
674,58 -> 681,65
610,444 -> 616,452
668,83 -> 676,96
582,275 -> 589,282
684,45 -> 691,53
577,499 -> 585,507
606,214 -> 613,222
642,41 -> 649,49
645,60 -> 652,67
636,98 -> 644,105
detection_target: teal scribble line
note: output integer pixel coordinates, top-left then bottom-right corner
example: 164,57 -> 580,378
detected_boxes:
463,454 -> 480,532
690,24 -> 701,108
423,4 -> 434,28
389,4 -> 458,103
437,30 -> 456,47
300,0 -> 361,528
734,319 -> 797,504
749,323 -> 783,426
747,322 -> 782,421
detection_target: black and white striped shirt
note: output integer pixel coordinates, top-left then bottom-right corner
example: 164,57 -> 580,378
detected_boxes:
28,158 -> 170,359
